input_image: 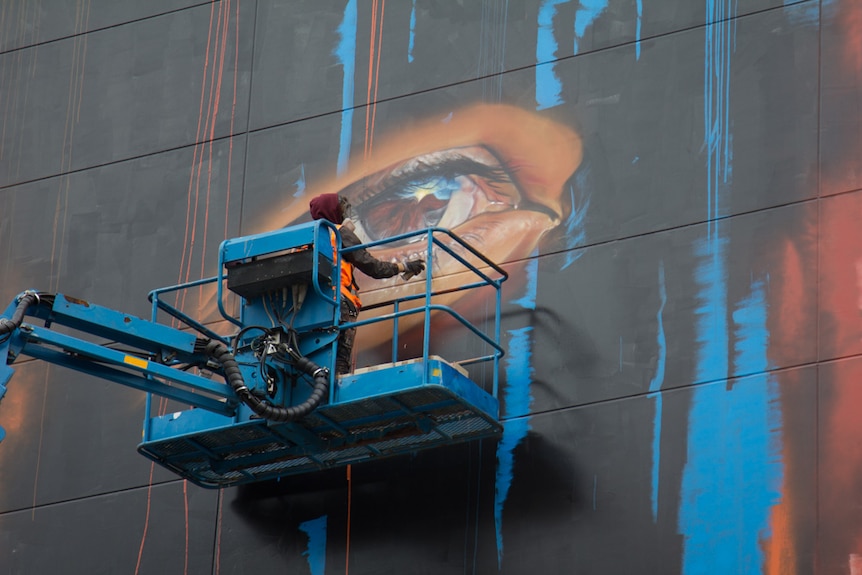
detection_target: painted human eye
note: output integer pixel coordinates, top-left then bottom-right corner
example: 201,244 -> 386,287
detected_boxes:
346,147 -> 519,243
354,173 -> 506,241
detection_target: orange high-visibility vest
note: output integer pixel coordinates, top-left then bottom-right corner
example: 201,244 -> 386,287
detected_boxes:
332,226 -> 361,308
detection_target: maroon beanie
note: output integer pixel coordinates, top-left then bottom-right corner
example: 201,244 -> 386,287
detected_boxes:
309,193 -> 343,224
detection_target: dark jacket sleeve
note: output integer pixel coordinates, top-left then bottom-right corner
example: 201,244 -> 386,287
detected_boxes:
340,227 -> 401,279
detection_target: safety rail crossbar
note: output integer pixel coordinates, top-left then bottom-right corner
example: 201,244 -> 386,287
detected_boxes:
340,227 -> 508,398
144,224 -> 506,401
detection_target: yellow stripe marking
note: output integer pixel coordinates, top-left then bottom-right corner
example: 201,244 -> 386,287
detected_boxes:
123,355 -> 148,370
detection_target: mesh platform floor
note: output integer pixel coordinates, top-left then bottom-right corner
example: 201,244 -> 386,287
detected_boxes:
137,360 -> 501,488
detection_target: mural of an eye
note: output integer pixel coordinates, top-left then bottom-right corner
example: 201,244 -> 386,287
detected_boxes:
266,104 -> 583,311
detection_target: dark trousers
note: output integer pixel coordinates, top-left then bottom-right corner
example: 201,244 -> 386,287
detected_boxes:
336,298 -> 359,374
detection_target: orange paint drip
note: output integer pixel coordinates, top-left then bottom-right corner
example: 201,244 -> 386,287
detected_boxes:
199,0 -> 232,291
134,462 -> 157,575
214,490 -> 224,574
820,191 -> 862,568
764,486 -> 795,574
31,365 -> 52,518
345,464 -> 352,575
184,479 -> 190,575
364,0 -> 379,159
368,0 -> 385,157
224,0 -> 240,239
177,0 -> 218,312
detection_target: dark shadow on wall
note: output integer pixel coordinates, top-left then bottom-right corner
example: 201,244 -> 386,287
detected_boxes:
225,424 -> 588,569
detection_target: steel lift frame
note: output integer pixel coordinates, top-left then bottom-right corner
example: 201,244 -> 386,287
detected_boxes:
0,222 -> 507,488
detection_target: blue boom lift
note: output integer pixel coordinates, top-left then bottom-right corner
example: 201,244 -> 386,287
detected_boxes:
0,222 -> 507,488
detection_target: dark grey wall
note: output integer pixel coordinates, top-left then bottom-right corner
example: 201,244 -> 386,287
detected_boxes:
0,1 -> 858,573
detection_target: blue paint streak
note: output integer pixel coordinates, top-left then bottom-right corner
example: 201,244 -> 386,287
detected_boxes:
647,261 -> 666,523
494,327 -> 534,569
573,0 -> 608,54
635,0 -> 643,59
299,515 -> 327,575
334,0 -> 357,176
703,0 -> 735,231
619,336 -> 623,371
536,0 -> 566,110
293,164 -> 306,197
561,174 -> 591,270
408,0 -> 417,63
510,257 -> 538,309
692,237 -> 729,382
680,279 -> 783,573
494,262 -> 538,568
784,0 -> 819,24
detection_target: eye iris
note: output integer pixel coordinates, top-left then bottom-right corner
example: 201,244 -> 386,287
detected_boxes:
362,176 -> 458,239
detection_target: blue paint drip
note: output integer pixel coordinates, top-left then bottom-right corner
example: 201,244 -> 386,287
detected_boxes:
299,515 -> 327,575
334,0 -> 357,176
821,0 -> 838,18
510,257 -> 538,309
680,280 -> 783,573
408,0 -> 417,63
561,174 -> 591,270
293,164 -> 306,197
784,0 -> 819,24
494,327 -> 534,569
703,0 -> 735,230
647,261 -> 666,523
573,0 -> 609,54
692,237 -> 729,382
619,336 -> 623,371
494,260 -> 538,568
635,0 -> 643,59
536,0 -> 566,110
681,2 -> 784,568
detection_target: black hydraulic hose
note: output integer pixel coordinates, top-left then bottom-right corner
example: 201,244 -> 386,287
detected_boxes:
202,339 -> 329,422
0,291 -> 43,338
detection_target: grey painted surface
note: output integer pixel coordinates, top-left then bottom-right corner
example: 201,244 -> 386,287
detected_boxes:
0,0 -> 855,573
0,1 -> 254,187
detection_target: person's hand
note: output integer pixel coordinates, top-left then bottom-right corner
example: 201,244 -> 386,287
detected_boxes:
402,259 -> 425,280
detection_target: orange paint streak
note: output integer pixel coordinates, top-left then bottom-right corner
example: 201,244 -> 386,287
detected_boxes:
214,490 -> 224,574
32,0 -> 92,510
177,0 -> 218,309
199,0 -> 232,288
30,365 -> 51,517
764,496 -> 795,575
840,1 -> 862,75
763,236 -> 809,574
134,463 -> 157,575
820,189 -> 862,568
368,0 -> 385,157
345,464 -> 352,575
224,0 -> 241,240
364,0 -> 379,159
183,2 -> 220,291
184,479 -> 190,575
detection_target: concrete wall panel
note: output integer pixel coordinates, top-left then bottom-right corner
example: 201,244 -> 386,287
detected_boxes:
0,138 -> 246,318
0,1 -> 253,187
0,1 -> 208,51
0,481 -> 219,574
0,0 -> 854,573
